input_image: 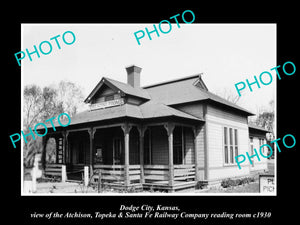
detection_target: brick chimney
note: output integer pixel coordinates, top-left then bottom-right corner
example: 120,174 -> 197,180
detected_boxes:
126,65 -> 142,88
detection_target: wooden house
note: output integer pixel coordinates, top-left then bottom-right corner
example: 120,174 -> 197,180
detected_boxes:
39,65 -> 269,192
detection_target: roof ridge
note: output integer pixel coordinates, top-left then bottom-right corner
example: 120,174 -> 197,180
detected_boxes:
104,76 -> 126,84
143,74 -> 201,89
105,77 -> 150,93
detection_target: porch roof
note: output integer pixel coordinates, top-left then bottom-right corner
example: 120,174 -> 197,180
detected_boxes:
248,123 -> 269,133
43,101 -> 203,129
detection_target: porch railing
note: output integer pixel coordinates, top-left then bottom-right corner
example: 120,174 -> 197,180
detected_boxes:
92,165 -> 141,185
45,164 -> 196,185
144,164 -> 196,184
174,164 -> 195,181
144,165 -> 169,183
44,164 -> 63,177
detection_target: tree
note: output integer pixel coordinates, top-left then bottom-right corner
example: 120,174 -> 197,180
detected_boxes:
23,85 -> 44,131
249,99 -> 275,140
214,87 -> 240,104
23,80 -> 85,168
55,80 -> 85,116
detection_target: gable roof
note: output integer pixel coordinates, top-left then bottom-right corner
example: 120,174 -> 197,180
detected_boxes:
144,75 -> 253,115
84,77 -> 150,103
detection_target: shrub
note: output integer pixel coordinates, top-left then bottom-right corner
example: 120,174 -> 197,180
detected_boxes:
221,177 -> 255,188
221,179 -> 236,188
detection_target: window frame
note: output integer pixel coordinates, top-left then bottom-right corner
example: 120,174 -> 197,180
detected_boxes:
223,126 -> 239,166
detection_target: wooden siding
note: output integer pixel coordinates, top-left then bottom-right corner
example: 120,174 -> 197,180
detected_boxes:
209,165 -> 250,180
148,126 -> 196,166
207,122 -> 223,168
92,85 -> 116,104
195,126 -> 205,179
126,96 -> 144,105
184,127 -> 194,164
208,126 -> 251,180
205,103 -> 251,180
207,104 -> 248,124
151,126 -> 169,165
173,102 -> 204,119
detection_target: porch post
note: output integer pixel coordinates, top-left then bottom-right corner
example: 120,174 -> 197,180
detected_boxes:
88,128 -> 96,177
121,123 -> 132,187
88,128 -> 95,166
164,122 -> 175,188
192,126 -> 200,182
62,132 -> 67,164
62,131 -> 68,181
65,131 -> 69,165
137,125 -> 147,184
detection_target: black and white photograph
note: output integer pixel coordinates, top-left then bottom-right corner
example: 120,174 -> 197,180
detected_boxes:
5,5 -> 298,225
20,23 -> 276,195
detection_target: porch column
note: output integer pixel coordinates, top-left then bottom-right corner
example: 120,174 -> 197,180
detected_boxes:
121,123 -> 132,187
62,132 -> 67,164
193,126 -> 200,182
164,122 -> 175,187
88,128 -> 96,177
62,132 -> 68,182
137,125 -> 147,184
65,131 -> 69,164
88,128 -> 96,166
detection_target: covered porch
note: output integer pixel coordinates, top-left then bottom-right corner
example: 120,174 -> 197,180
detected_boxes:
41,120 -> 204,192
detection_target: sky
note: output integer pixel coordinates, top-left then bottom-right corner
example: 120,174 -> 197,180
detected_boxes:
21,23 -> 276,115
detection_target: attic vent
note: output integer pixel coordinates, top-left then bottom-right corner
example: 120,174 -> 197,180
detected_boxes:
193,73 -> 208,91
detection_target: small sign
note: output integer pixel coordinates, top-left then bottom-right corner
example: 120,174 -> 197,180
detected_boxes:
259,175 -> 275,193
90,98 -> 124,111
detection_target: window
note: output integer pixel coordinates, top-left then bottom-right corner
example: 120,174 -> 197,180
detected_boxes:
249,137 -> 254,167
224,127 -> 228,164
229,128 -> 233,163
105,95 -> 114,101
95,148 -> 103,164
259,138 -> 265,154
223,127 -> 238,165
234,129 -> 238,159
114,93 -> 121,99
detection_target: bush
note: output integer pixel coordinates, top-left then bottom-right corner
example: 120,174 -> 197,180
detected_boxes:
221,179 -> 236,188
221,177 -> 255,188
